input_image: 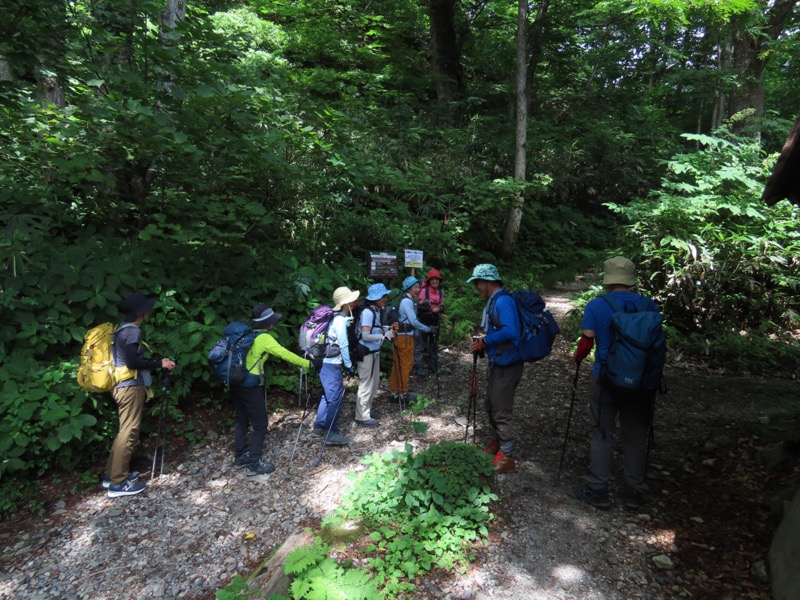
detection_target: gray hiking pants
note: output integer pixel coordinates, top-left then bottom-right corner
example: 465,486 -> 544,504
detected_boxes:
484,361 -> 524,456
585,376 -> 654,494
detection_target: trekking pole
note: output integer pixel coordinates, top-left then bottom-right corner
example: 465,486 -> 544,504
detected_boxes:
557,364 -> 581,480
464,350 -> 479,443
432,326 -> 441,399
288,368 -> 316,474
297,367 -> 304,408
151,372 -> 171,480
644,392 -> 656,478
314,385 -> 347,467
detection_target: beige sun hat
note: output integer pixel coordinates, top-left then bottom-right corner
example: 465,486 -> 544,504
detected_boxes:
603,256 -> 636,286
332,286 -> 360,311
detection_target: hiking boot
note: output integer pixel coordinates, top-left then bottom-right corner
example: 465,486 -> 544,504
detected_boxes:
416,368 -> 427,378
493,451 -> 516,474
623,487 -> 650,511
107,480 -> 147,498
245,459 -> 276,476
233,451 -> 252,470
355,418 -> 380,428
311,426 -> 326,437
483,439 -> 500,455
325,433 -> 350,446
101,471 -> 140,489
575,484 -> 610,510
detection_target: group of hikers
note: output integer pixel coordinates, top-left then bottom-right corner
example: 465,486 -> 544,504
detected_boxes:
101,257 -> 661,513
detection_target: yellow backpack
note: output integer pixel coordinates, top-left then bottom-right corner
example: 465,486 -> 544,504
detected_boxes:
77,323 -> 137,393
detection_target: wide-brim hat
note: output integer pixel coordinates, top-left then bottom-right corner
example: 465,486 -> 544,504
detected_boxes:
252,304 -> 283,328
603,256 -> 636,286
120,292 -> 157,322
466,264 -> 502,283
366,283 -> 391,301
332,286 -> 360,311
402,276 -> 420,292
426,269 -> 443,282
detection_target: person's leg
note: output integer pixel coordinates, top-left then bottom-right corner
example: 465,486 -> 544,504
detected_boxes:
315,362 -> 343,432
414,331 -> 426,373
368,353 -> 381,412
238,386 -> 267,459
429,334 -> 439,373
355,353 -> 375,421
389,339 -> 402,395
487,362 -> 523,456
619,391 -> 653,495
231,387 -> 250,457
397,334 -> 414,394
313,363 -> 333,430
107,385 -> 146,484
585,377 -> 617,491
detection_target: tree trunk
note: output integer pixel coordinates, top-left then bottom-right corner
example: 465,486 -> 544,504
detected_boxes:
500,0 -> 528,260
728,0 -> 796,137
249,531 -> 315,597
160,0 -> 187,40
428,0 -> 463,116
525,0 -> 550,109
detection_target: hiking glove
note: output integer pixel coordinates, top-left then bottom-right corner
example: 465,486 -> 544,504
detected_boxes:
310,357 -> 324,371
574,335 -> 594,364
347,365 -> 356,376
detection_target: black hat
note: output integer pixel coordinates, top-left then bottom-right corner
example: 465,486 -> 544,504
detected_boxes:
120,293 -> 156,322
252,304 -> 283,328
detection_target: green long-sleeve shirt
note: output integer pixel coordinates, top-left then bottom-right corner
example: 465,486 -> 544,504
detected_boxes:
245,331 -> 310,375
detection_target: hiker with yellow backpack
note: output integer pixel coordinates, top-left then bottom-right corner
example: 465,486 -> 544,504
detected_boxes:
79,293 -> 176,498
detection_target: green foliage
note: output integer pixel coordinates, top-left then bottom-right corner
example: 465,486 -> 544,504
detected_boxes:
216,575 -> 256,600
606,132 -> 800,341
338,442 -> 497,596
281,538 -> 383,600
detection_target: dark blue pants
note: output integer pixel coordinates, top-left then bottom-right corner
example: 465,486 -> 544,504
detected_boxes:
314,362 -> 344,433
232,385 -> 267,459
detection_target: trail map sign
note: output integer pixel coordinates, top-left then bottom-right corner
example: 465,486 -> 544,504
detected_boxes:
404,249 -> 424,269
368,252 -> 398,278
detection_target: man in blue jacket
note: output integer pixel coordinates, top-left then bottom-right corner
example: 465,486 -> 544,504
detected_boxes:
468,264 -> 521,473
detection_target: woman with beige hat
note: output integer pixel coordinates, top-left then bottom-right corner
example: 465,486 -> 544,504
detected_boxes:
312,286 -> 360,446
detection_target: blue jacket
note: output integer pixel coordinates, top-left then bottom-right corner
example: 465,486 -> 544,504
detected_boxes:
484,289 -> 520,365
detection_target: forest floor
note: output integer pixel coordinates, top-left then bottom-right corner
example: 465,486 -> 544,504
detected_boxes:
1,279 -> 799,600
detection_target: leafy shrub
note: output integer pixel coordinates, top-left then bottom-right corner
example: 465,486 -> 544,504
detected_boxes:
606,131 -> 800,338
334,441 -> 497,596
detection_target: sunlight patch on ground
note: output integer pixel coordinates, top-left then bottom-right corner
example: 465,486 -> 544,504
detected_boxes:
552,563 -> 586,583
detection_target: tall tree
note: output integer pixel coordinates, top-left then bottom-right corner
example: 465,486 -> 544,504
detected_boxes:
500,0 -> 528,259
727,0 -> 796,137
428,0 -> 464,112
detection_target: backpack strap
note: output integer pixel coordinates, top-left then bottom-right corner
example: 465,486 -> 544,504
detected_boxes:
487,289 -> 511,331
601,294 -> 643,315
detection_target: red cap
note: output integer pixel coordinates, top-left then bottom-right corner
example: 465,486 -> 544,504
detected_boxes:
426,269 -> 443,281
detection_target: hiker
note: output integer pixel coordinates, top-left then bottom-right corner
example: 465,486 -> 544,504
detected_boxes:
233,304 -> 322,476
313,286 -> 360,445
389,276 -> 433,402
573,256 -> 661,510
415,269 -> 445,378
105,293 -> 176,498
354,283 -> 397,428
467,264 -> 521,474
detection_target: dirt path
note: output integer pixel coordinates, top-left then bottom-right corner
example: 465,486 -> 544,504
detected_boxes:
1,281 -> 797,599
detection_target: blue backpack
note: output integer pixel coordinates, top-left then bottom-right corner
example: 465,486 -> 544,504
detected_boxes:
601,295 -> 666,393
488,290 -> 560,366
207,322 -> 264,388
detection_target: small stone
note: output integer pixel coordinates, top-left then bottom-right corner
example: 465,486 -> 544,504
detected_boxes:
751,560 -> 768,582
690,516 -> 704,524
653,555 -> 674,570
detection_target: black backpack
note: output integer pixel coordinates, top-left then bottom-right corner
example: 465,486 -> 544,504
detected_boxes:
347,301 -> 381,363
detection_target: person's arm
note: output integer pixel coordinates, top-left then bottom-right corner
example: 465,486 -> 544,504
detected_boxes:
483,295 -> 518,347
257,333 -> 310,369
121,343 -> 161,371
400,297 -> 431,333
361,309 -> 383,343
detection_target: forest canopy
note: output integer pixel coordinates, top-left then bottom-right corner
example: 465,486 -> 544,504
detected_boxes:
1,0 -> 798,509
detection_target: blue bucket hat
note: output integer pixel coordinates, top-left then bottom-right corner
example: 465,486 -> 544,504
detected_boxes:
466,264 -> 502,283
366,283 -> 391,301
402,276 -> 420,292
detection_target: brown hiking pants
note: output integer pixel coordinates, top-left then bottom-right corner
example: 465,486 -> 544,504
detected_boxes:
105,385 -> 146,484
